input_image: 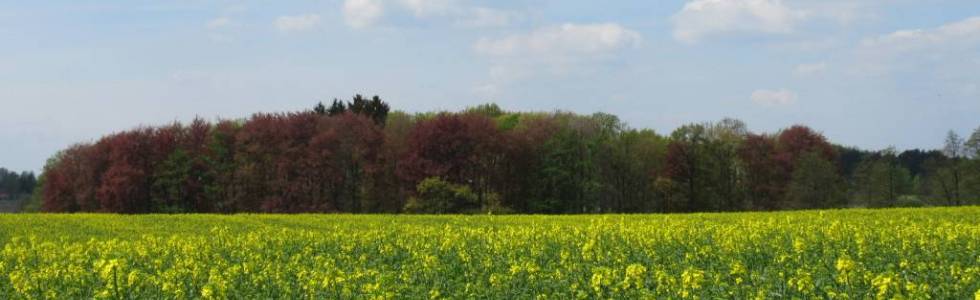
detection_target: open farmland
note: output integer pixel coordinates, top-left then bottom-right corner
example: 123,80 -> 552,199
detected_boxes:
1,207 -> 979,299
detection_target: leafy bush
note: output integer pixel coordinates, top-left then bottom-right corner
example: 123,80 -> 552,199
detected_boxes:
404,177 -> 478,213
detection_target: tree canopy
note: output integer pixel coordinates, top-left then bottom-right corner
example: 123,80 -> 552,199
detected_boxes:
34,97 -> 980,213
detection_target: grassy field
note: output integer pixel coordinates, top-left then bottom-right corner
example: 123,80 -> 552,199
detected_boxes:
1,208 -> 979,299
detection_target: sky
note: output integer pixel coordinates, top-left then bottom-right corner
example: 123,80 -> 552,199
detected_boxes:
1,0 -> 979,173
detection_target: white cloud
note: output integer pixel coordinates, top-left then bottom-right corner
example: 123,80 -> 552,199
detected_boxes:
672,0 -> 806,43
473,23 -> 642,102
457,7 -> 515,28
769,37 -> 839,52
474,23 -> 640,98
853,16 -> 980,75
276,14 -> 321,32
794,62 -> 827,75
751,89 -> 797,106
474,23 -> 641,57
802,2 -> 868,25
205,17 -> 236,42
344,0 -> 384,29
861,16 -> 980,51
340,0 -> 515,29
206,17 -> 232,29
398,0 -> 455,17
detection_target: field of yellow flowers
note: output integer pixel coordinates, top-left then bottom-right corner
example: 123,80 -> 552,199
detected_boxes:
1,207 -> 979,299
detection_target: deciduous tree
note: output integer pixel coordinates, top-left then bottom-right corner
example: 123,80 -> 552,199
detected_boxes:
398,113 -> 504,208
786,152 -> 847,209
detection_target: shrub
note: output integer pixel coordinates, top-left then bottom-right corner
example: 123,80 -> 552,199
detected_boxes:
404,177 -> 478,214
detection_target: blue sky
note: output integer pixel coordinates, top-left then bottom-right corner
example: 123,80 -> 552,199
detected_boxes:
1,0 -> 979,172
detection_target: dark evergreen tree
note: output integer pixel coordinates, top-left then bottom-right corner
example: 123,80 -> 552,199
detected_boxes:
327,99 -> 347,116
348,94 -> 368,115
366,95 -> 390,125
898,149 -> 944,178
313,102 -> 327,115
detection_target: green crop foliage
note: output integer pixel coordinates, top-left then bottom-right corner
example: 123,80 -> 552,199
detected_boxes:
1,207 -> 979,299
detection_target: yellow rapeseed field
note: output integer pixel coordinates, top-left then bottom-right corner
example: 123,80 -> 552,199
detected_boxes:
1,207 -> 979,299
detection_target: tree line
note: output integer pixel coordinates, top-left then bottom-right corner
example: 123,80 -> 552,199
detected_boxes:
0,168 -> 36,212
34,96 -> 980,213
0,169 -> 36,200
